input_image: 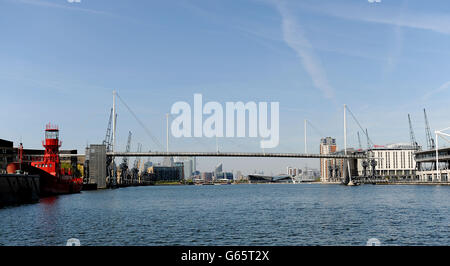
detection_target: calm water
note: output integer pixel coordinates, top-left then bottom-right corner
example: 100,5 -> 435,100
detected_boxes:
0,184 -> 449,246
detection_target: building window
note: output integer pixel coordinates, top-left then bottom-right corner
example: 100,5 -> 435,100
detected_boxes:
386,152 -> 389,169
402,152 -> 404,168
392,151 -> 396,168
394,152 -> 397,169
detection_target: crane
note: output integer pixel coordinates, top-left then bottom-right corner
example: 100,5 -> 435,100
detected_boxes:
408,114 -> 419,150
424,108 -> 435,150
103,108 -> 113,152
102,108 -> 118,153
103,108 -> 118,188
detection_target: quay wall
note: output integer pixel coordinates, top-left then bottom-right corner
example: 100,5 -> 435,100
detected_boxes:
0,174 -> 40,207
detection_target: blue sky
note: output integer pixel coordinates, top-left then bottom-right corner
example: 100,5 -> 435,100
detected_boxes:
1,0 -> 450,174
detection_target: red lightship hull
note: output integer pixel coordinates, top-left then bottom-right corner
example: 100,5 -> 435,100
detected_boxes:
39,171 -> 82,196
9,163 -> 82,196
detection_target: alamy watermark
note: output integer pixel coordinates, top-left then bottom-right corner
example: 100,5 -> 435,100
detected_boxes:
170,94 -> 279,149
366,238 -> 381,246
66,238 -> 81,246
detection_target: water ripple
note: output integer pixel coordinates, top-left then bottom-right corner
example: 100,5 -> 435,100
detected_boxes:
0,184 -> 449,246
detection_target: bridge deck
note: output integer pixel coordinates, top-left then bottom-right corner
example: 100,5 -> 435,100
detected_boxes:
107,152 -> 366,159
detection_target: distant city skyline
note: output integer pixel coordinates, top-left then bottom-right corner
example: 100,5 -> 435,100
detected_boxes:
2,0 -> 450,174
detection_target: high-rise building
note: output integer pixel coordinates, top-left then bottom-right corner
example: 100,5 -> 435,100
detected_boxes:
286,166 -> 301,177
174,157 -> 195,180
214,163 -> 223,179
320,137 -> 337,182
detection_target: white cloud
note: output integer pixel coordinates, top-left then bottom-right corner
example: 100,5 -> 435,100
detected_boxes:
423,81 -> 450,101
296,1 -> 450,36
274,1 -> 335,100
10,0 -> 111,16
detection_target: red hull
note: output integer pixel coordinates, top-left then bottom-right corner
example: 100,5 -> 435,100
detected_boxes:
40,181 -> 82,195
40,173 -> 82,196
20,164 -> 82,196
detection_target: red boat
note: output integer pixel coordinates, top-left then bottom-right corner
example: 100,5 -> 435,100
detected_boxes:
8,124 -> 83,196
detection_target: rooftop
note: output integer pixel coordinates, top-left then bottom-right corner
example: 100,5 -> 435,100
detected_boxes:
370,143 -> 417,150
0,139 -> 13,148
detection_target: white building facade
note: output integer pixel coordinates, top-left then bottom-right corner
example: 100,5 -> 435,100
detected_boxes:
358,143 -> 417,179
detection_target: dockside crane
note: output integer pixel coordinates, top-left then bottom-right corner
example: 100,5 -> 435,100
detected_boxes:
103,108 -> 113,152
103,108 -> 118,188
424,108 -> 435,150
408,114 -> 419,150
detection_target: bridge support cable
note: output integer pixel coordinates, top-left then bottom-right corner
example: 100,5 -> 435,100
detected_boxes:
304,119 -> 328,155
115,92 -> 164,151
345,106 -> 375,148
306,120 -> 325,138
166,113 -> 215,152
